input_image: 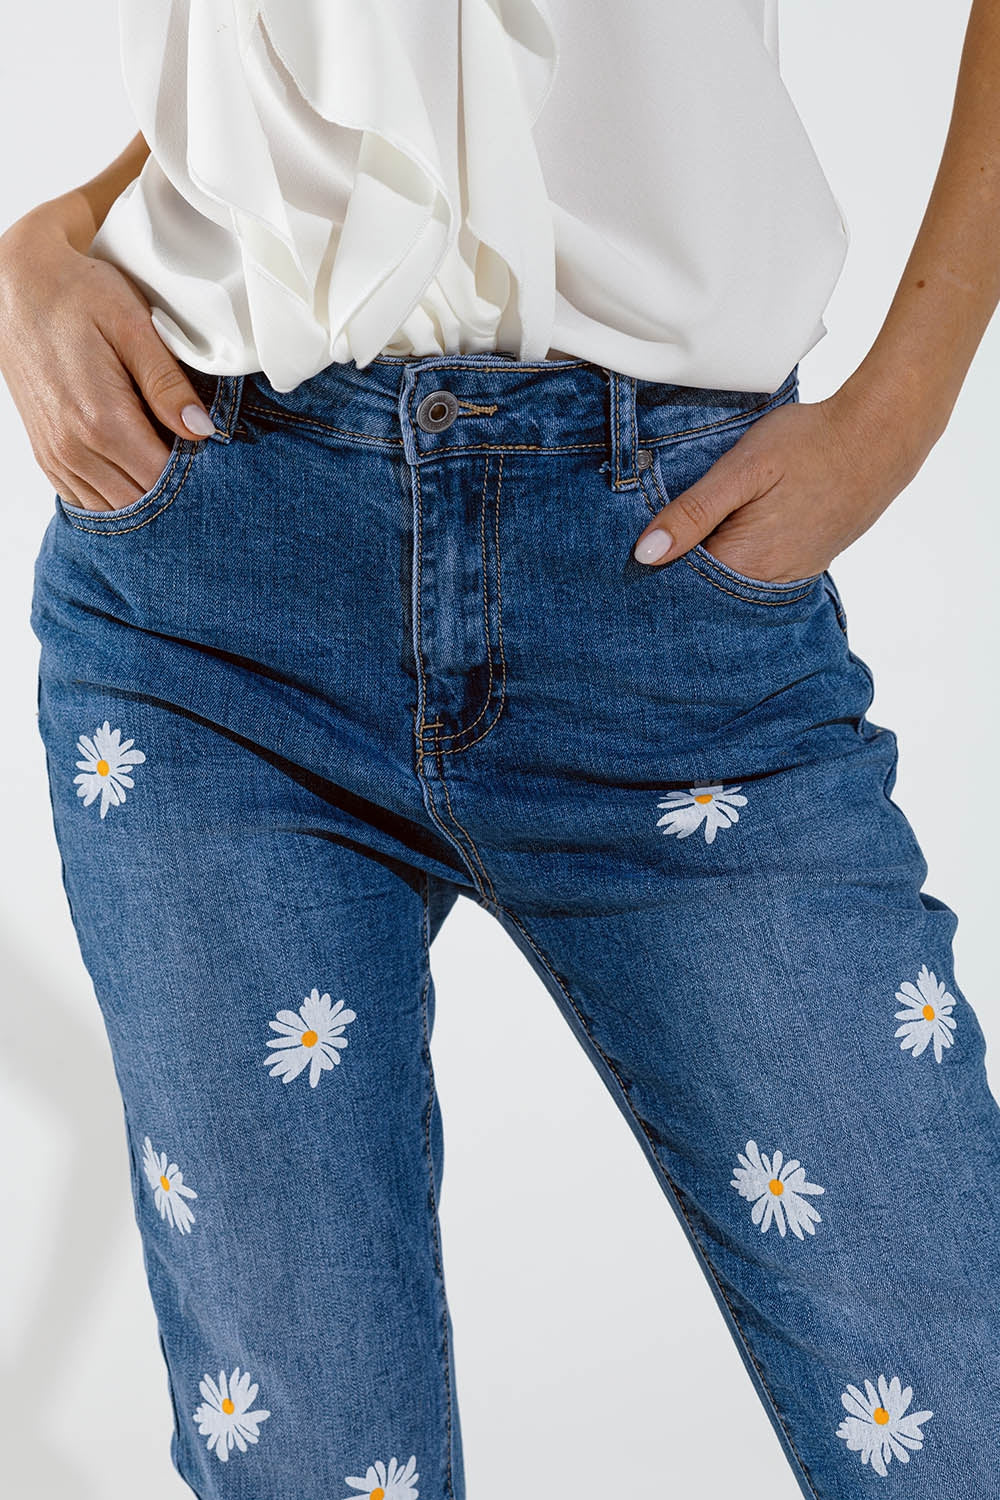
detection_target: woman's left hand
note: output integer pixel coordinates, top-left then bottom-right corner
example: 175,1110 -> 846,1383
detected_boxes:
632,389 -> 932,581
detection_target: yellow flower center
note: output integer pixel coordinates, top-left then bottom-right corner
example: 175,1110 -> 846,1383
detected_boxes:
301,1029 -> 319,1048
159,1175 -> 171,1192
370,1490 -> 385,1500
96,759 -> 110,776
221,1397 -> 235,1415
873,1406 -> 890,1425
922,1004 -> 935,1020
768,1178 -> 784,1196
694,793 -> 714,804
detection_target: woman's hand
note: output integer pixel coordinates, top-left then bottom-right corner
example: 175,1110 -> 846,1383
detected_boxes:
632,388 -> 932,581
0,204 -> 217,513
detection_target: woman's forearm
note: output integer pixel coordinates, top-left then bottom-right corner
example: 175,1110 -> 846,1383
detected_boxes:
8,130 -> 149,255
631,0 -> 1000,579
833,0 -> 1000,453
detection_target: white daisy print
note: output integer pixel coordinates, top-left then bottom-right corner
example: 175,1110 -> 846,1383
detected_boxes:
343,1453 -> 419,1500
142,1136 -> 197,1234
193,1367 -> 271,1462
894,963 -> 957,1063
836,1373 -> 933,1476
730,1139 -> 825,1239
264,987 -> 357,1087
73,719 -> 146,818
656,783 -> 747,844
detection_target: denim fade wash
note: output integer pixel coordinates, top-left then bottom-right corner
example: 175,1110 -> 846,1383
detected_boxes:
29,349 -> 1000,1499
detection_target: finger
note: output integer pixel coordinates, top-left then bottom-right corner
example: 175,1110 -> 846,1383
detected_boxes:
108,310 -> 217,441
44,401 -> 171,509
633,448 -> 764,567
98,382 -> 179,493
53,441 -> 156,513
53,466 -> 119,513
69,438 -> 167,510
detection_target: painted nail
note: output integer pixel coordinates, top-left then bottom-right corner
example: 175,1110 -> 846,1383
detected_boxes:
634,528 -> 673,565
182,404 -> 217,437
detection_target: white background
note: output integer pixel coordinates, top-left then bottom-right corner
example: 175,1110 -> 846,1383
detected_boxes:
1,2 -> 996,1497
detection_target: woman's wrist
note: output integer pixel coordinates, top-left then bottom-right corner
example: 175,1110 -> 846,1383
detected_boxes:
824,329 -> 964,486
0,201 -> 98,342
1,132 -> 149,280
0,193 -> 96,276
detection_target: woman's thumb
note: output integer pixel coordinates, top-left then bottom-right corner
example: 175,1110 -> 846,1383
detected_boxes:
633,450 -> 753,566
115,312 -> 217,439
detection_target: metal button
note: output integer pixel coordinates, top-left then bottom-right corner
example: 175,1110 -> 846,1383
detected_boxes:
416,389 -> 459,433
636,447 -> 653,470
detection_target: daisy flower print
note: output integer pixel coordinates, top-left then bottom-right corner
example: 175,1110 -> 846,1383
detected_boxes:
264,986 -> 357,1087
836,1374 -> 933,1476
656,783 -> 747,844
193,1367 -> 271,1462
74,720 -> 146,818
894,963 -> 957,1062
142,1136 -> 197,1234
731,1139 -> 825,1239
343,1454 -> 419,1500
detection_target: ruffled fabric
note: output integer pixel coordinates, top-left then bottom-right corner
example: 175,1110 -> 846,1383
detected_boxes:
92,0 -> 849,394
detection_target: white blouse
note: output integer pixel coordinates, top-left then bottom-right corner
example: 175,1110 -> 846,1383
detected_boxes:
90,0 -> 850,394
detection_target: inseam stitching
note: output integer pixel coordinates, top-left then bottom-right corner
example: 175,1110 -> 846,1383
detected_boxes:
433,754 -> 497,904
421,772 -> 490,904
491,899 -> 824,1500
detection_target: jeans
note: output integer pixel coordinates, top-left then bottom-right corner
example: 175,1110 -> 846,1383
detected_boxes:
29,349 -> 1000,1498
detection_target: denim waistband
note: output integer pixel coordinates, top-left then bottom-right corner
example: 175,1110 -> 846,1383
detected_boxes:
222,351 -> 799,492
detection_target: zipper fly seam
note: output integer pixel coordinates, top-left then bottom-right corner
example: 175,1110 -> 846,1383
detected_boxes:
428,453 -> 497,746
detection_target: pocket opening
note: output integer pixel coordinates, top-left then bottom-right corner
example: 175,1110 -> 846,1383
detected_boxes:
56,434 -> 195,528
688,541 -> 824,598
54,366 -> 240,530
56,431 -> 189,519
637,443 -> 823,607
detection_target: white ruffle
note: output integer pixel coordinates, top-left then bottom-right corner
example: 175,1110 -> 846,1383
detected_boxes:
92,0 -> 849,393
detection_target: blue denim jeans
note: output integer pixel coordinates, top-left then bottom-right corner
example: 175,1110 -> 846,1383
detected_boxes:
29,350 -> 1000,1498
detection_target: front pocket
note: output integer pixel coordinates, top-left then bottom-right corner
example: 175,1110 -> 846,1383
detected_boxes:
637,394 -> 823,609
685,540 -> 823,604
55,364 -> 226,536
56,431 -> 198,534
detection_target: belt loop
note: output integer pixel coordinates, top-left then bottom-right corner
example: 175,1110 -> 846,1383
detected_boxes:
607,370 -> 640,490
207,374 -> 246,443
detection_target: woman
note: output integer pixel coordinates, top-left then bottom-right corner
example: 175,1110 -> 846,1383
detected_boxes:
2,2 -> 998,1496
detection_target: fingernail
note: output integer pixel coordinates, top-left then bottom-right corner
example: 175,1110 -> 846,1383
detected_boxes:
182,404 -> 217,437
634,528 -> 673,564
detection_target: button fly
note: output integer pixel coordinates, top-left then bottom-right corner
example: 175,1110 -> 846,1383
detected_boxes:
416,389 -> 459,433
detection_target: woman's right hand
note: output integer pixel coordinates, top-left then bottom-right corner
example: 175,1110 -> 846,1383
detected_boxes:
0,203 -> 217,513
